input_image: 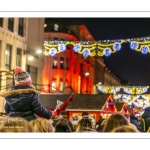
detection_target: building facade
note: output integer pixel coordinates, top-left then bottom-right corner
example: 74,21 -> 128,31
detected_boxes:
0,18 -> 27,112
0,18 -> 44,112
42,19 -> 121,95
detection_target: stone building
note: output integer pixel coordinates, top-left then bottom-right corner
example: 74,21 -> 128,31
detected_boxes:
0,18 -> 44,112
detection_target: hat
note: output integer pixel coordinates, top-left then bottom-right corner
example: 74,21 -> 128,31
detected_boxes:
14,66 -> 32,86
82,111 -> 89,117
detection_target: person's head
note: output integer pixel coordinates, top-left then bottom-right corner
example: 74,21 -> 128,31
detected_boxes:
59,111 -> 68,119
76,117 -> 94,132
55,118 -> 71,132
103,113 -> 129,132
29,118 -> 55,132
60,111 -> 67,116
111,125 -> 139,132
82,111 -> 89,118
0,117 -> 34,132
14,66 -> 32,86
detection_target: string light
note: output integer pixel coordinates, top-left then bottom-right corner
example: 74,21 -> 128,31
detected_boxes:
96,83 -> 149,95
112,94 -> 150,108
43,36 -> 150,57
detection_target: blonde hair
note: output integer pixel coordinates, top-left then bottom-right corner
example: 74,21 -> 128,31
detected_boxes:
111,125 -> 139,132
29,118 -> 55,132
76,117 -> 95,132
0,117 -> 34,132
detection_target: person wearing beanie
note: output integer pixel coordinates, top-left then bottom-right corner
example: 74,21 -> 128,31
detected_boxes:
0,66 -> 53,121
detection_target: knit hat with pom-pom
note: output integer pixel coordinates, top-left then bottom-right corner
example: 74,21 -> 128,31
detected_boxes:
14,66 -> 32,86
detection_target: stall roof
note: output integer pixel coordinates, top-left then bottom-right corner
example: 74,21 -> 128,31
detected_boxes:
39,94 -> 72,108
115,102 -> 125,111
65,94 -> 110,111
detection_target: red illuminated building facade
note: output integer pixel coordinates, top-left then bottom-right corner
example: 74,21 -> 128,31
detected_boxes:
42,19 -> 121,94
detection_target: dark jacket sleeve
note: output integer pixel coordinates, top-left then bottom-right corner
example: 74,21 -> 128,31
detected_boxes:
4,102 -> 10,114
31,94 -> 52,119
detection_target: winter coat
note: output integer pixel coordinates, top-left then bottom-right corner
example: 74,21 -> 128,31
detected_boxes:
1,86 -> 52,121
130,113 -> 138,128
139,107 -> 150,132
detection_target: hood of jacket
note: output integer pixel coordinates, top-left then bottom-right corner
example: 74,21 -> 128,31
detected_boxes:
0,86 -> 39,110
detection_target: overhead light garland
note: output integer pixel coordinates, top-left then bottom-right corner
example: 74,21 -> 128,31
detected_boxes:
43,36 -> 150,57
113,94 -> 150,108
96,83 -> 149,95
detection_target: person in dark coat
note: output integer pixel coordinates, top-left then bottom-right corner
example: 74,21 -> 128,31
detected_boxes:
139,107 -> 150,132
0,66 -> 53,121
130,113 -> 138,128
95,115 -> 105,132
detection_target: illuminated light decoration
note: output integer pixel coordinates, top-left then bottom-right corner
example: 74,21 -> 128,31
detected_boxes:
28,56 -> 33,61
49,48 -> 57,56
96,84 -> 149,96
141,46 -> 149,54
43,37 -> 150,57
103,48 -> 111,57
36,49 -> 43,54
73,44 -> 81,52
58,44 -> 66,52
82,48 -> 90,58
102,89 -> 105,93
143,88 -> 148,92
96,83 -> 122,94
43,50 -> 49,56
130,41 -> 139,50
97,85 -> 102,91
113,42 -> 121,51
43,40 -> 126,57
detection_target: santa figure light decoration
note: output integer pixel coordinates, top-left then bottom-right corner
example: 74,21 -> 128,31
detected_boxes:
54,100 -> 64,112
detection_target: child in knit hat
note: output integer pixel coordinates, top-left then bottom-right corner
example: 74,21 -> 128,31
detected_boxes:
0,66 -> 53,121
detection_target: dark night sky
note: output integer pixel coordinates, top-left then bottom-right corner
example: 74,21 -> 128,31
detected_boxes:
58,18 -> 150,86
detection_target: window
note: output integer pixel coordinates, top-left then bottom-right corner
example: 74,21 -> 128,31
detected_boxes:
0,18 -> 3,27
59,78 -> 63,92
16,48 -> 22,67
66,58 -> 69,70
60,57 -> 64,69
18,18 -> 24,36
8,18 -> 14,32
5,44 -> 12,70
26,65 -> 37,88
52,57 -> 58,69
65,79 -> 68,87
51,78 -> 56,91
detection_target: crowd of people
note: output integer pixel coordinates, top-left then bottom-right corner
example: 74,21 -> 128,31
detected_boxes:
0,66 -> 150,133
0,109 -> 149,133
